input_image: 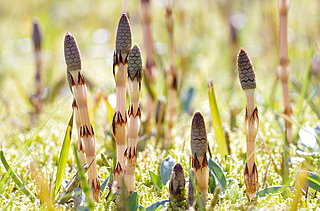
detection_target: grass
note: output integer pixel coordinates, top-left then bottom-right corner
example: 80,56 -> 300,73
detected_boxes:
0,0 -> 320,210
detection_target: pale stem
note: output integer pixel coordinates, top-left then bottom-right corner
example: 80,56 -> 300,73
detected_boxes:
245,89 -> 255,118
128,119 -> 140,147
75,107 -> 86,164
117,144 -> 126,168
246,141 -> 255,175
116,86 -> 127,116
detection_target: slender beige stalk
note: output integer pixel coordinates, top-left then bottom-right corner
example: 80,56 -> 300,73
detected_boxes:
122,0 -> 128,14
164,0 -> 178,148
32,19 -> 43,114
155,98 -> 165,145
112,13 -> 132,191
72,99 -> 86,165
140,0 -> 156,127
169,163 -> 186,210
125,44 -> 143,192
237,48 -> 259,201
64,33 -> 100,201
191,112 -> 209,205
278,0 -> 293,143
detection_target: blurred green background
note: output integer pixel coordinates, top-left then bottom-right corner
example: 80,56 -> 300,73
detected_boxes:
0,0 -> 319,209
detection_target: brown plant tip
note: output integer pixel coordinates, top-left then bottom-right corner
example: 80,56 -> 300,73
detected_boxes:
32,19 -> 42,50
124,147 -> 137,159
72,99 -> 78,108
169,163 -> 185,197
77,72 -> 86,85
192,153 -> 208,170
128,44 -> 143,82
112,111 -> 127,134
64,32 -> 82,71
244,162 -> 259,201
191,112 -> 208,158
128,105 -> 141,118
246,107 -> 259,123
116,13 -> 132,57
79,141 -> 84,152
80,125 -> 94,137
92,179 -> 101,201
237,48 -> 256,90
114,162 -> 123,174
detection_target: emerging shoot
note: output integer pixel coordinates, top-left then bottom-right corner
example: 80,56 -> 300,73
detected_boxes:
237,48 -> 259,201
191,112 -> 209,206
64,33 -> 100,201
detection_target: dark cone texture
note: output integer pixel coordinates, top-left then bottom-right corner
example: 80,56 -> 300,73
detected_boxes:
169,163 -> 186,197
191,112 -> 208,157
128,44 -> 143,81
116,14 -> 132,56
237,49 -> 256,90
32,19 -> 42,50
64,33 -> 81,71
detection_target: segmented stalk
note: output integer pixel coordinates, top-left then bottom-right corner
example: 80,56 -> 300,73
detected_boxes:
191,112 -> 209,205
279,0 -> 293,143
169,163 -> 186,210
112,13 -> 132,191
64,33 -> 100,201
140,0 -> 156,129
72,99 -> 86,165
237,48 -> 259,201
164,0 -> 178,148
124,44 -> 142,193
32,19 -> 43,114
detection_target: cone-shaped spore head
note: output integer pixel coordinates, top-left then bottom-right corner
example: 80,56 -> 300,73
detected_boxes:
32,19 -> 42,50
128,44 -> 143,82
191,112 -> 208,157
237,48 -> 256,90
64,32 -> 82,71
169,163 -> 185,196
116,13 -> 132,57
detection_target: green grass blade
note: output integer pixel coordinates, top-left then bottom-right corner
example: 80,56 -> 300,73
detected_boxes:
208,158 -> 227,191
73,144 -> 95,210
128,192 -> 139,211
103,96 -> 115,125
296,67 -> 311,118
257,185 -> 292,197
300,170 -> 320,191
54,112 -> 74,196
208,82 -> 228,158
149,171 -> 163,190
145,199 -> 169,211
100,174 -> 112,194
292,80 -> 320,120
160,156 -> 175,185
0,150 -> 37,202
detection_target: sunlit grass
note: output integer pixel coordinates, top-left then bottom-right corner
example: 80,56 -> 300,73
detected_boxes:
0,0 -> 319,210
